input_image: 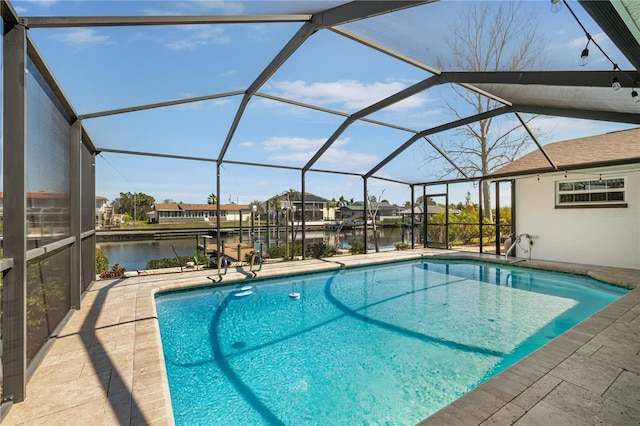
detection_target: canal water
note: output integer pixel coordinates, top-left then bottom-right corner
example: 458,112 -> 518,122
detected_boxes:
97,227 -> 410,272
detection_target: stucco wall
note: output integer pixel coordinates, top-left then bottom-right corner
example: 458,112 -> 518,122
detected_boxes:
514,165 -> 639,270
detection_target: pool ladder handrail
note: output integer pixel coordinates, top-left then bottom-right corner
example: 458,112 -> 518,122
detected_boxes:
249,252 -> 263,275
217,255 -> 229,276
505,233 -> 534,263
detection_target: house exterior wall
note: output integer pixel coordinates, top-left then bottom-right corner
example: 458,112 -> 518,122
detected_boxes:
514,165 -> 639,270
152,208 -> 250,224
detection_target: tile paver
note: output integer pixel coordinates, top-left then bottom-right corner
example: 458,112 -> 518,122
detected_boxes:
2,249 -> 638,425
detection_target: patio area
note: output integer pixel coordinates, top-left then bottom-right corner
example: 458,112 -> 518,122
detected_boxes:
2,249 -> 638,425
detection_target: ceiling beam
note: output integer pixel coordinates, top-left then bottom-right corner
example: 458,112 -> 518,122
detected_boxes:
515,104 -> 640,124
21,14 -> 312,28
79,91 -> 244,120
317,1 -> 433,28
2,0 -> 20,24
515,112 -> 557,170
579,0 -> 640,71
442,70 -> 637,88
365,106 -> 514,179
303,74 -> 443,171
218,1 -> 430,163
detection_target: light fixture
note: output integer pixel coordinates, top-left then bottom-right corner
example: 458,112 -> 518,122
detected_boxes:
612,75 -> 621,90
550,0 -> 562,13
579,36 -> 590,66
611,66 -> 622,90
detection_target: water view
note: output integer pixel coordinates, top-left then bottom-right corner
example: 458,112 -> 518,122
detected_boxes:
97,228 -> 410,271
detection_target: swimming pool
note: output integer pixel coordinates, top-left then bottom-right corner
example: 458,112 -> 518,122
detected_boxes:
155,259 -> 627,425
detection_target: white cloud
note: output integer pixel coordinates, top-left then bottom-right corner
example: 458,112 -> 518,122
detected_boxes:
267,79 -> 431,111
142,1 -> 245,16
50,29 -> 110,49
165,25 -> 230,50
262,136 -> 350,152
567,32 -> 608,49
269,147 -> 378,169
532,116 -> 633,143
263,136 -> 327,152
239,141 -> 256,148
260,136 -> 378,169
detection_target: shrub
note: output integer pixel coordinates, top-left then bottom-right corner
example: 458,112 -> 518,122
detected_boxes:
349,241 -> 366,255
96,248 -> 109,274
99,263 -> 126,279
265,245 -> 286,259
244,250 -> 258,263
306,241 -> 336,258
394,242 -> 411,251
146,255 -> 207,270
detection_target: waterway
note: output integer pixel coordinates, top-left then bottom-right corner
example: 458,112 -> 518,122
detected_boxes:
97,227 -> 410,272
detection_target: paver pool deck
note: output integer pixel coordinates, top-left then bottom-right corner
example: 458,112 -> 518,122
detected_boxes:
3,249 -> 639,425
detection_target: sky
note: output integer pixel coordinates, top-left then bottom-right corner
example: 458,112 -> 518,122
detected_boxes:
12,0 -> 638,208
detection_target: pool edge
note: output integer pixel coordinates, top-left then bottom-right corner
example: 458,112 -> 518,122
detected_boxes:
3,249 -> 637,425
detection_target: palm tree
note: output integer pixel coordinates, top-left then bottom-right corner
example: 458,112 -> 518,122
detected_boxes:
207,193 -> 217,205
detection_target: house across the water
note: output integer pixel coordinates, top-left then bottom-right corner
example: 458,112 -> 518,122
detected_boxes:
150,202 -> 252,225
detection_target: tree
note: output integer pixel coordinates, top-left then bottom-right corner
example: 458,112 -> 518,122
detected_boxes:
416,196 -> 436,206
207,193 -> 217,205
249,200 -> 264,214
111,191 -> 155,222
425,1 -> 547,221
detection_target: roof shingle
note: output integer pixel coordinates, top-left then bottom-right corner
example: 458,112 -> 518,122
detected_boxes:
492,127 -> 640,177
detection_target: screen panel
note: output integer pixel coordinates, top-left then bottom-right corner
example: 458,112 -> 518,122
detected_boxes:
26,57 -> 72,249
26,246 -> 71,365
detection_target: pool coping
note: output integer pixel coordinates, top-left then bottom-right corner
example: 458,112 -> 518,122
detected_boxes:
3,249 -> 638,425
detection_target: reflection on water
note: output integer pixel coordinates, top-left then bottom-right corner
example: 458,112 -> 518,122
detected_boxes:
96,228 -> 409,271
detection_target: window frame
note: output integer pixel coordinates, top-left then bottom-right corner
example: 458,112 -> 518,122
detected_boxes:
555,177 -> 627,209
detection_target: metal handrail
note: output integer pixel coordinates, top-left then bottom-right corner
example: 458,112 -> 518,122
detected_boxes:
505,233 -> 534,262
249,252 -> 263,273
217,255 -> 229,275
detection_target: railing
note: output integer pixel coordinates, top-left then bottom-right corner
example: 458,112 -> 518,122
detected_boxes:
206,255 -> 229,283
504,233 -> 536,262
249,252 -> 263,275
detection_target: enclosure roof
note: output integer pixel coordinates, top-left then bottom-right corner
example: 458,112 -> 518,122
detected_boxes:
492,127 -> 640,177
7,0 -> 640,188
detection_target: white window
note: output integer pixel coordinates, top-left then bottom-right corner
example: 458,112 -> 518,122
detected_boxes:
556,177 -> 625,207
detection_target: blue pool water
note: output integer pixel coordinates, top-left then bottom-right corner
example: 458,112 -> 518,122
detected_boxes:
155,260 -> 627,425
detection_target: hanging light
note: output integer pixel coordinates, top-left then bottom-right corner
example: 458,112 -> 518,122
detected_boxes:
611,76 -> 621,90
579,36 -> 590,66
611,66 -> 621,90
550,0 -> 562,13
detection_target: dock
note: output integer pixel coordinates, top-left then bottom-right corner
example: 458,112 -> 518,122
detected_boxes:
200,242 -> 257,262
